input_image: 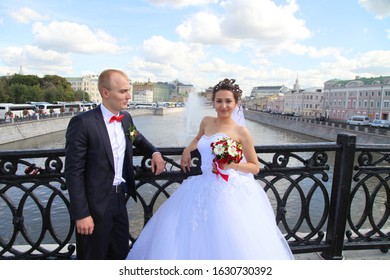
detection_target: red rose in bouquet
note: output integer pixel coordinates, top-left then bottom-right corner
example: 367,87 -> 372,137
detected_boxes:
210,137 -> 243,181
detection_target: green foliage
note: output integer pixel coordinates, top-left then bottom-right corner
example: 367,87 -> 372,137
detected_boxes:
74,89 -> 91,102
0,74 -> 79,103
0,78 -> 12,102
9,74 -> 40,86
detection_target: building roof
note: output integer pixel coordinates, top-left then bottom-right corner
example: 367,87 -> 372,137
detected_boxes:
325,76 -> 390,87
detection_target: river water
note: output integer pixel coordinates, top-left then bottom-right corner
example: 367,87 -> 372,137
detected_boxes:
0,107 -> 323,150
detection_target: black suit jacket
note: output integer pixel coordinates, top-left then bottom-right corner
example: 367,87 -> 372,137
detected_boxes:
65,106 -> 158,223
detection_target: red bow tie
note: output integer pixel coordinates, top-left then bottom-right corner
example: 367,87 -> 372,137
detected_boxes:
109,114 -> 124,123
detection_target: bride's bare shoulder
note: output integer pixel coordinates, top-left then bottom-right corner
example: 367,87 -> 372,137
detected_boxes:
236,125 -> 252,141
201,115 -> 216,124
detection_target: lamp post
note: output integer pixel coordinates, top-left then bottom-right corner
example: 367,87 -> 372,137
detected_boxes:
83,88 -> 86,112
380,85 -> 384,119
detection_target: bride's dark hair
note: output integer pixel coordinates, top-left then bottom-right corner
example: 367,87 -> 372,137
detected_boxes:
212,78 -> 242,103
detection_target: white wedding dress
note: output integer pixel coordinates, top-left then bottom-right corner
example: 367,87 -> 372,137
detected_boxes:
126,133 -> 294,260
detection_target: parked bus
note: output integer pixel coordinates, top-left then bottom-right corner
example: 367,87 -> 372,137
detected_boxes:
63,102 -> 82,113
0,103 -> 36,119
36,103 -> 64,115
134,103 -> 157,109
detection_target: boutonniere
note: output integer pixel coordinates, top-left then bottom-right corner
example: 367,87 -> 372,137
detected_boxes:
128,125 -> 138,142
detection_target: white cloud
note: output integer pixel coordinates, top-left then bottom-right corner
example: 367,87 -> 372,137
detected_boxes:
353,50 -> 390,73
358,0 -> 390,19
126,36 -> 207,84
127,57 -> 179,82
312,50 -> 390,83
9,7 -> 48,24
176,0 -> 310,50
142,36 -> 205,70
176,12 -> 232,45
32,21 -> 123,54
147,0 -> 217,8
282,43 -> 341,58
221,0 -> 310,43
0,45 -> 73,74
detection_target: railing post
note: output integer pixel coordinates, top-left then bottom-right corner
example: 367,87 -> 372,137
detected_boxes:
321,133 -> 356,260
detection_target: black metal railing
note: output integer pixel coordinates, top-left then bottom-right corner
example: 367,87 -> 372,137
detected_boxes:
1,133 -> 389,260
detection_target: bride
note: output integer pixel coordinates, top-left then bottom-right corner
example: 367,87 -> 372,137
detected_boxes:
126,78 -> 294,260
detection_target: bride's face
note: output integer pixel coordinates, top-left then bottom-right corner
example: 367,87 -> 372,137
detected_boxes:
214,90 -> 236,117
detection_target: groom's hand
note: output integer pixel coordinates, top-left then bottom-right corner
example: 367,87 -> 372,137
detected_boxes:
76,216 -> 94,235
151,152 -> 165,175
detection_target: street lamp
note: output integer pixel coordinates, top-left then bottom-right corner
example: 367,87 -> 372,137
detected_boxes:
83,88 -> 86,111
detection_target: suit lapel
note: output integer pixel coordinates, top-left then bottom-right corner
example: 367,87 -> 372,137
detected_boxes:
94,107 -> 115,170
121,112 -> 133,155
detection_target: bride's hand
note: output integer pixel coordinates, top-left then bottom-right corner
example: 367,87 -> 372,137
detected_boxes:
220,163 -> 237,170
212,161 -> 217,173
180,148 -> 192,173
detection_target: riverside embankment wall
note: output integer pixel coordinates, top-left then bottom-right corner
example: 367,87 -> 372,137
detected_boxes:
1,108 -> 388,146
244,110 -> 390,144
0,108 -> 184,145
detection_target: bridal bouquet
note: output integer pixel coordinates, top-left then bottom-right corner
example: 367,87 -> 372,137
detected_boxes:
210,137 -> 243,181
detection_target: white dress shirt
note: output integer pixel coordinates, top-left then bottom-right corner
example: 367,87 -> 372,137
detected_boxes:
101,105 -> 126,186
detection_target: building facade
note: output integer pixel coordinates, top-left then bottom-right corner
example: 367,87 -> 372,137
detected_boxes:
132,89 -> 154,103
323,76 -> 390,121
132,80 -> 176,103
66,75 -> 101,104
245,75 -> 390,121
283,88 -> 323,117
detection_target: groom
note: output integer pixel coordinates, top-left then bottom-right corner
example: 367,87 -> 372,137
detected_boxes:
65,69 -> 165,260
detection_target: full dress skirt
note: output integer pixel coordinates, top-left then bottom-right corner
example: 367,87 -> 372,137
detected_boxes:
126,133 -> 294,260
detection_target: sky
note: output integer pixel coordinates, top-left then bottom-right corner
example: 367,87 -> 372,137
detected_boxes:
0,0 -> 389,95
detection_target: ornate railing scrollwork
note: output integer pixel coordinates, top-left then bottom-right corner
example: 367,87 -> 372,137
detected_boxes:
1,136 -> 390,259
345,147 -> 390,253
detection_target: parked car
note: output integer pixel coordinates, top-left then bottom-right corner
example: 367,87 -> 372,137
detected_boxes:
346,116 -> 370,126
369,119 -> 390,128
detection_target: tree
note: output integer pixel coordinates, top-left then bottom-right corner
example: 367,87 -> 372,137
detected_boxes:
0,78 -> 11,102
9,74 -> 40,86
9,83 -> 30,103
75,89 -> 91,102
43,86 -> 61,103
42,75 -> 73,93
2,73 -> 80,103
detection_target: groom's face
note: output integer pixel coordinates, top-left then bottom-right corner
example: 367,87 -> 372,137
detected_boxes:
103,73 -> 131,114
